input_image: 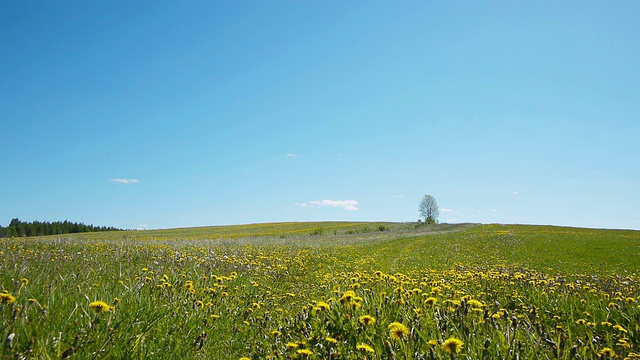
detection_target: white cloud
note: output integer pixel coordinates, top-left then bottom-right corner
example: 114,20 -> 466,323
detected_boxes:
137,224 -> 148,230
297,199 -> 360,211
111,178 -> 140,184
441,208 -> 457,212
286,153 -> 298,158
512,191 -> 519,195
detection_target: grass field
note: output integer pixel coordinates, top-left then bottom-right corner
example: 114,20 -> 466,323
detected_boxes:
1,222 -> 639,359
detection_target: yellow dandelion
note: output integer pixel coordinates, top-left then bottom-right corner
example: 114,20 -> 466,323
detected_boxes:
239,357 -> 250,360
20,278 -> 29,285
428,339 -> 438,347
356,343 -> 375,353
618,339 -> 631,349
0,293 -> 17,305
339,290 -> 356,304
359,315 -> 376,325
271,330 -> 282,337
388,322 -> 409,341
89,301 -> 113,313
325,336 -> 338,344
297,348 -> 313,356
598,347 -> 616,357
286,342 -> 299,350
424,297 -> 438,306
315,301 -> 330,311
613,324 -> 628,333
442,337 -> 464,354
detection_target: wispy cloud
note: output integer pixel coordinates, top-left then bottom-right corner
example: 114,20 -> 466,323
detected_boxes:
512,191 -> 519,195
111,178 -> 140,184
297,199 -> 360,211
286,153 -> 298,158
441,208 -> 458,213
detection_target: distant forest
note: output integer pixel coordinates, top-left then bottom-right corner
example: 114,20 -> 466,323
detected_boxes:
0,218 -> 122,238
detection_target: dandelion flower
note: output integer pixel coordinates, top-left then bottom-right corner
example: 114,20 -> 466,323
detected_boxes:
297,348 -> 313,356
286,342 -> 299,350
598,347 -> 616,357
359,315 -> 376,325
618,339 -> 631,349
271,330 -> 282,337
442,337 -> 464,354
325,336 -> 338,344
20,278 -> 28,285
89,301 -> 113,313
0,293 -> 16,305
339,290 -> 356,304
356,343 -> 375,353
388,322 -> 409,341
613,324 -> 628,333
315,301 -> 330,311
424,297 -> 438,306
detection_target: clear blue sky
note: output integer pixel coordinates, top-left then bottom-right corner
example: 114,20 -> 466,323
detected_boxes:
1,1 -> 639,230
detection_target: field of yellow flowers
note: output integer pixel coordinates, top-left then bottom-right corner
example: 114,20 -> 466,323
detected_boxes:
1,222 -> 639,359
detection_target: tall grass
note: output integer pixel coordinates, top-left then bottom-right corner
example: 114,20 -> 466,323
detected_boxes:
1,223 -> 638,359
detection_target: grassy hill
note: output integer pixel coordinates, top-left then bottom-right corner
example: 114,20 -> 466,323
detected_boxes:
60,221 -> 640,274
2,222 -> 639,359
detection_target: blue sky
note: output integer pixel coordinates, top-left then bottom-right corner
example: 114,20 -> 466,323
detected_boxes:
1,1 -> 639,230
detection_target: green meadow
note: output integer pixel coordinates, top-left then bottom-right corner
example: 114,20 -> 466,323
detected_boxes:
1,222 -> 639,359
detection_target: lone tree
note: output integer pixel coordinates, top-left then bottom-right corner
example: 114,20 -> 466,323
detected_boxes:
419,195 -> 439,224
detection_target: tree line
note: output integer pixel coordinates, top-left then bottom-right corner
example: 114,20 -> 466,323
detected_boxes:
0,218 -> 122,238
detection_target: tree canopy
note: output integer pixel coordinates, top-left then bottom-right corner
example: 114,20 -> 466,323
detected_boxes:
419,195 -> 439,224
0,218 -> 122,238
